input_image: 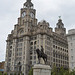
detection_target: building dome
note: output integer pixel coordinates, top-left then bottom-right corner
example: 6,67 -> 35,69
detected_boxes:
38,20 -> 49,27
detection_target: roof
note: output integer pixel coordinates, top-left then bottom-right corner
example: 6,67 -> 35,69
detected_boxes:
66,29 -> 75,37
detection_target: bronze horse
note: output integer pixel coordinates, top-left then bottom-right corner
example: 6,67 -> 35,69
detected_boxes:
36,48 -> 47,64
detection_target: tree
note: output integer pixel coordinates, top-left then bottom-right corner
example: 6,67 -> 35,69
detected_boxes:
58,67 -> 65,75
64,70 -> 70,75
0,72 -> 2,75
4,72 -> 7,75
51,66 -> 58,75
28,68 -> 33,75
51,66 -> 75,75
14,73 -> 16,75
70,69 -> 75,75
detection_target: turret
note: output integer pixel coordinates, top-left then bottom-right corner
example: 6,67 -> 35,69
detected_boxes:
55,17 -> 66,36
18,0 -> 37,26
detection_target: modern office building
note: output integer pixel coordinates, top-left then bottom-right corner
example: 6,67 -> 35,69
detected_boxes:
4,0 -> 69,75
67,29 -> 75,70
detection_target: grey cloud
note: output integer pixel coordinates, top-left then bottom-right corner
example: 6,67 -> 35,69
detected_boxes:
0,0 -> 75,61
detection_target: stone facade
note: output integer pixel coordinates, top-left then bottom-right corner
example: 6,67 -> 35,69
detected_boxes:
4,0 -> 69,75
33,64 -> 51,75
67,29 -> 75,70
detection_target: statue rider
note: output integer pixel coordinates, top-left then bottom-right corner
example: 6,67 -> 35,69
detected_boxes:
41,46 -> 44,54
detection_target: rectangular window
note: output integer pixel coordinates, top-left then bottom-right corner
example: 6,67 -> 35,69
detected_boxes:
30,51 -> 33,55
72,62 -> 73,67
71,43 -> 73,46
34,56 -> 36,59
34,36 -> 37,40
71,49 -> 73,53
19,48 -> 22,51
71,56 -> 73,60
19,57 -> 22,61
17,38 -> 23,42
53,58 -> 55,62
30,56 -> 32,60
34,50 -> 36,54
47,36 -> 50,41
31,47 -> 33,50
19,52 -> 22,56
23,56 -> 25,59
70,37 -> 72,40
34,61 -> 36,64
53,45 -> 55,48
34,46 -> 36,49
30,61 -> 32,64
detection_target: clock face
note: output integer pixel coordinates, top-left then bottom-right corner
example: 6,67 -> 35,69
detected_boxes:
22,12 -> 26,17
30,13 -> 34,18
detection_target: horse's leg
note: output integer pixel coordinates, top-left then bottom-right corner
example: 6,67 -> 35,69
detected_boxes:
43,58 -> 46,64
46,56 -> 47,62
39,58 -> 40,64
44,56 -> 47,64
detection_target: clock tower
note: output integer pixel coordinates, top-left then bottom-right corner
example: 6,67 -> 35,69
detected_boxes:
15,0 -> 37,75
18,0 -> 37,27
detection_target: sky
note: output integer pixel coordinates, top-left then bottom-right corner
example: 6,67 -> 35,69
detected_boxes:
0,0 -> 75,62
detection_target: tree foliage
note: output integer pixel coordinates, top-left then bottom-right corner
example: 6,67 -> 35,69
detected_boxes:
28,68 -> 33,75
51,66 -> 75,75
1,67 -> 75,75
0,72 -> 2,75
28,66 -> 75,75
4,72 -> 7,75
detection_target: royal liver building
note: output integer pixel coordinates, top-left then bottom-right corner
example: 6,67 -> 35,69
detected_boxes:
5,0 -> 69,75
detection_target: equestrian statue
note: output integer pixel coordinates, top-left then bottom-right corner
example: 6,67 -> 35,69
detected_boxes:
36,46 -> 47,64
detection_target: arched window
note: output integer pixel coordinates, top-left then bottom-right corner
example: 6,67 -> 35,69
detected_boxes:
18,28 -> 24,35
20,29 -> 24,34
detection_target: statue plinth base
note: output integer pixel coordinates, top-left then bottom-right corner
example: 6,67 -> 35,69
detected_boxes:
33,64 -> 51,75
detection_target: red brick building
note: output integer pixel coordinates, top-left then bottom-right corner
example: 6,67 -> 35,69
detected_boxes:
0,61 -> 5,73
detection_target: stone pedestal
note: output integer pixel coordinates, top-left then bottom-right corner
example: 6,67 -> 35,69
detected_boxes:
33,64 -> 51,75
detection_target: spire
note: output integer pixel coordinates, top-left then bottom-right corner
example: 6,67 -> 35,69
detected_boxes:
59,16 -> 61,19
56,16 -> 64,28
24,0 -> 33,8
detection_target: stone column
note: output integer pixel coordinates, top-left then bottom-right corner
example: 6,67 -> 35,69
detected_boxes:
33,64 -> 51,75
